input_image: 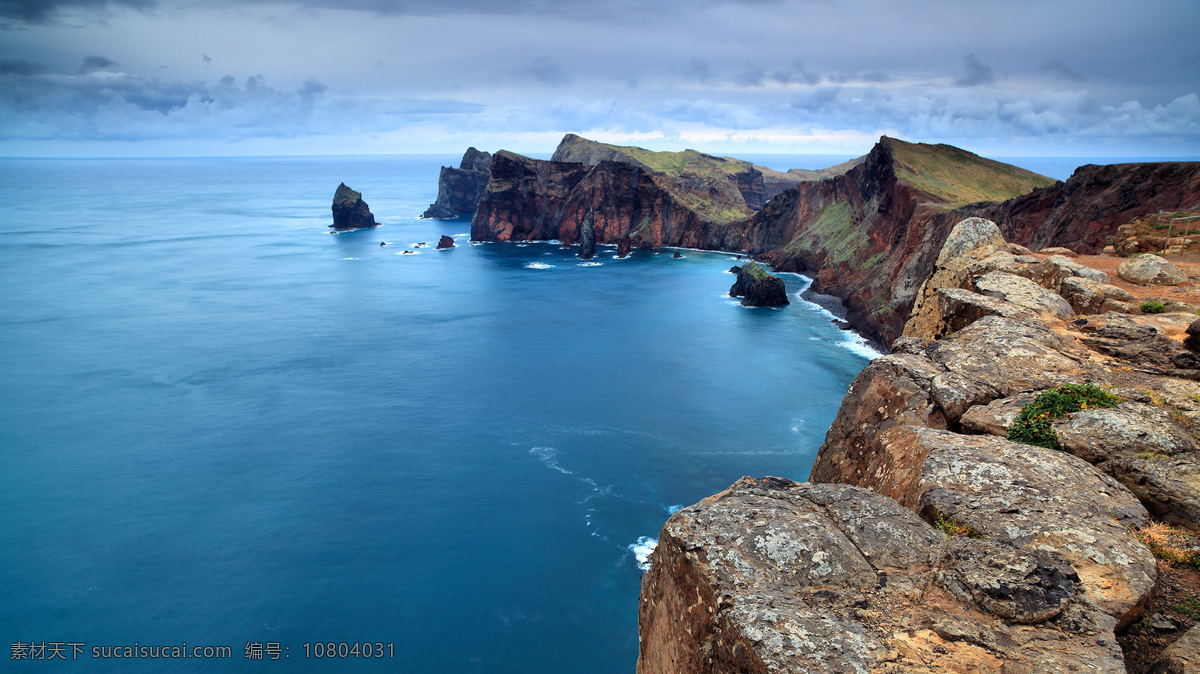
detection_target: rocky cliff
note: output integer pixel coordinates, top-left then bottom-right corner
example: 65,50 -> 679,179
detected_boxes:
637,218 -> 1200,673
470,135 -> 1200,349
422,147 -> 492,219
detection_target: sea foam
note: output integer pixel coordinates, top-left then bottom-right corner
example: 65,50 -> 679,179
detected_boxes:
629,536 -> 657,572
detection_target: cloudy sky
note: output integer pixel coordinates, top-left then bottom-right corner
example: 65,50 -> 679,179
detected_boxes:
1,0 -> 1198,157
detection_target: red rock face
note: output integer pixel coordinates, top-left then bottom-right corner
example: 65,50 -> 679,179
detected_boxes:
470,146 -> 1200,349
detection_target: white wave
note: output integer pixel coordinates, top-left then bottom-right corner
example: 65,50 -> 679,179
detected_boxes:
338,257 -> 359,261
516,243 -> 528,247
412,242 -> 428,248
452,233 -> 469,238
530,447 -> 572,475
839,334 -> 885,360
524,262 -> 556,269
666,505 -> 682,514
629,536 -> 658,572
577,262 -> 602,267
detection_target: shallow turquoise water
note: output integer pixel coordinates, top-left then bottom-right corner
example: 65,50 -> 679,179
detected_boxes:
0,156 -> 875,671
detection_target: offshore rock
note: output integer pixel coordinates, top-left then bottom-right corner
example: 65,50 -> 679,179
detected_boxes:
1118,254 -> 1189,286
616,236 -> 631,258
578,211 -> 596,260
422,148 -> 492,219
436,235 -> 455,249
331,183 -> 377,230
636,478 -> 1127,674
728,262 -> 789,306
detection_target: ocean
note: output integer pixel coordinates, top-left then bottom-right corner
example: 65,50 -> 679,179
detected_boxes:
0,155 -> 877,672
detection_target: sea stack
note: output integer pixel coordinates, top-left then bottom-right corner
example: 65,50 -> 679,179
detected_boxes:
578,211 -> 596,260
616,237 -> 631,258
728,262 -> 789,306
436,235 -> 455,249
331,183 -> 377,230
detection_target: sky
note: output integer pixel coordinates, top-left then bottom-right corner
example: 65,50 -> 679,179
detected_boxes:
0,0 -> 1198,158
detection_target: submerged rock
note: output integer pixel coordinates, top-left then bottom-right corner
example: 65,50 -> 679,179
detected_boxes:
728,262 -> 789,307
331,183 -> 377,230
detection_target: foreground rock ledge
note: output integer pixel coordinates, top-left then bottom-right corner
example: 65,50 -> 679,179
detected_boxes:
637,478 -> 1125,674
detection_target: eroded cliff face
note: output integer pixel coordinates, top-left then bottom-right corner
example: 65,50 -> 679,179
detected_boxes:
637,218 -> 1200,673
470,137 -> 1200,349
422,147 -> 492,219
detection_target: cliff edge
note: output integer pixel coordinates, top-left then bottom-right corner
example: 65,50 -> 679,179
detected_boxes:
637,218 -> 1200,673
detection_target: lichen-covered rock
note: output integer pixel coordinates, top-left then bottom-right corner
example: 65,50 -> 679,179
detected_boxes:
1103,455 -> 1200,533
973,271 -> 1075,320
1014,255 -> 1110,291
331,183 -> 377,230
931,288 -> 1040,338
1118,254 -> 1189,286
1150,622 -> 1200,673
1053,403 -> 1199,463
834,426 -> 1156,628
960,393 -> 1038,436
1077,313 -> 1200,371
1040,246 -> 1078,257
905,218 -> 1007,340
728,262 -> 789,307
637,477 -> 1127,674
1060,276 -> 1137,315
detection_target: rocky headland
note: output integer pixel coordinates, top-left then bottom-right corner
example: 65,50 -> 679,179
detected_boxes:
637,217 -> 1200,673
331,182 -> 377,230
422,147 -> 493,219
467,134 -> 1200,349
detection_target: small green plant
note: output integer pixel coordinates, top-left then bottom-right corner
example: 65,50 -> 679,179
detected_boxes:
1175,596 -> 1200,620
1136,451 -> 1170,460
1141,301 -> 1166,314
933,513 -> 982,538
1007,384 -> 1121,449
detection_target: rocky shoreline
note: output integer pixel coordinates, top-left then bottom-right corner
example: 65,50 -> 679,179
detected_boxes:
637,218 -> 1200,673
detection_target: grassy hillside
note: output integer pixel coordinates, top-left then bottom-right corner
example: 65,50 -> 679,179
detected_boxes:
882,137 -> 1057,206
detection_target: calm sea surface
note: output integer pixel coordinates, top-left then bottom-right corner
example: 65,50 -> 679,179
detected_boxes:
0,156 -> 877,672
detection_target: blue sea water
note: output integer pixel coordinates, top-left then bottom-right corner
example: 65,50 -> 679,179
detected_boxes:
0,156 -> 877,672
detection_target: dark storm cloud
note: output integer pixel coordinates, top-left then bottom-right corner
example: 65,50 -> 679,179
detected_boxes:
1042,59 -> 1085,82
517,57 -> 569,87
955,54 -> 995,87
0,57 -> 45,74
0,66 -> 482,140
0,0 -> 154,22
79,55 -> 116,73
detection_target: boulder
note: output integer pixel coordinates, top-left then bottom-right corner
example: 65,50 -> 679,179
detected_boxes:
1118,254 -> 1189,286
637,478 -> 1127,674
1077,313 -> 1200,371
1052,402 -> 1199,463
960,393 -> 1038,436
436,235 -> 455,249
331,183 -> 377,230
1059,276 -> 1137,315
930,288 -> 1040,338
728,262 -> 789,307
1019,255 -> 1110,289
1039,246 -> 1078,256
1104,455 -> 1200,533
972,271 -> 1074,320
1185,318 -> 1200,352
